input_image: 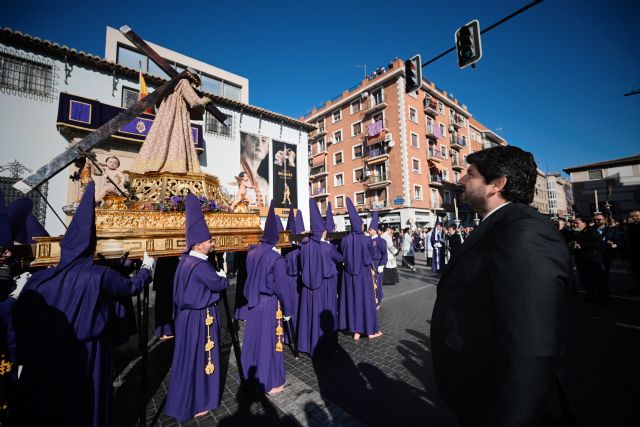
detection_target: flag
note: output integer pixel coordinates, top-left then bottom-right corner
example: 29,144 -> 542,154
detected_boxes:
139,71 -> 154,114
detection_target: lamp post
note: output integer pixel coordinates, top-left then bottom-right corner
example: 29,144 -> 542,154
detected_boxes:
473,212 -> 480,226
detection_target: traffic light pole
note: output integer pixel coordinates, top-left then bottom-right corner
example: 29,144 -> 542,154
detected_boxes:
422,0 -> 544,69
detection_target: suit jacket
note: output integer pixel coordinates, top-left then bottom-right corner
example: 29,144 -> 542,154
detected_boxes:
431,203 -> 573,427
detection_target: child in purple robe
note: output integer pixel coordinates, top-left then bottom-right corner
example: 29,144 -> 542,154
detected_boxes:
298,199 -> 343,357
241,202 -> 292,394
338,198 -> 382,340
368,211 -> 387,309
11,182 -> 154,427
165,193 -> 228,421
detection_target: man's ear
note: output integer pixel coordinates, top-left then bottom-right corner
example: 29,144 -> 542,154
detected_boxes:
489,176 -> 508,196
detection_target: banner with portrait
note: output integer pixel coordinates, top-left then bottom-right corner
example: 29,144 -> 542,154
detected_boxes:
239,131 -> 270,208
272,140 -> 297,209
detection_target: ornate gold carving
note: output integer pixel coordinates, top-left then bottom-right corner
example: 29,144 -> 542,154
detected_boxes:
128,172 -> 232,207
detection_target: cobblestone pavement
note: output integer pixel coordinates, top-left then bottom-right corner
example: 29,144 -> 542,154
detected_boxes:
141,256 -> 458,427
132,257 -> 640,427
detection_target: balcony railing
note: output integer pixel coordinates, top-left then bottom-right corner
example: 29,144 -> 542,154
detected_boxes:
450,136 -> 466,149
311,187 -> 329,197
423,99 -> 439,116
450,114 -> 465,129
427,149 -> 447,162
364,96 -> 387,114
451,158 -> 464,169
369,174 -> 389,183
309,166 -> 327,177
429,175 -> 443,185
369,200 -> 388,209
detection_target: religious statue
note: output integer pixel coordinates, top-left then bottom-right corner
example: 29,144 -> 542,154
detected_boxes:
130,73 -> 211,175
95,156 -> 127,205
230,172 -> 251,212
281,182 -> 291,206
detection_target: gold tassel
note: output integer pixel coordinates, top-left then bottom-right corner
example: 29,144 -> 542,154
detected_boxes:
275,301 -> 284,352
204,307 -> 215,375
371,267 -> 379,305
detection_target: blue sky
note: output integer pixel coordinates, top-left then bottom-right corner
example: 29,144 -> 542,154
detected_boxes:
3,0 -> 639,176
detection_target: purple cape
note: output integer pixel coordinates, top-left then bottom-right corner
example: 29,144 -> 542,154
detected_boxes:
165,254 -> 228,421
371,236 -> 388,305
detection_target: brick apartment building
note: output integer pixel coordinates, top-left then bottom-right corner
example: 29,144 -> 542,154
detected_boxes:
302,58 -> 506,230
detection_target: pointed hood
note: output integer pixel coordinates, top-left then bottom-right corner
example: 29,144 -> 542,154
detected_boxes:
346,197 -> 363,233
295,209 -> 305,233
0,191 -> 12,246
185,193 -> 211,250
286,208 -> 297,235
276,214 -> 285,233
325,202 -> 335,233
369,210 -> 379,232
309,199 -> 326,240
59,181 -> 96,268
25,213 -> 49,244
7,197 -> 33,244
260,201 -> 280,245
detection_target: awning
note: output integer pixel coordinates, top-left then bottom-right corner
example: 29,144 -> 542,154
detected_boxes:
311,154 -> 326,168
429,160 -> 446,171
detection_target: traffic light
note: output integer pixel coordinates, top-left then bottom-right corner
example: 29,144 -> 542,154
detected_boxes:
404,54 -> 422,93
455,20 -> 482,69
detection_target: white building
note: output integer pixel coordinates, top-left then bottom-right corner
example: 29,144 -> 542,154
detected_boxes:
0,27 -> 313,235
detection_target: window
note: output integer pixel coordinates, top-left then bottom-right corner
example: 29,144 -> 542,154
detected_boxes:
409,107 -> 418,123
317,118 -> 325,133
454,171 -> 461,184
351,100 -> 361,114
439,123 -> 446,137
426,116 -> 434,134
353,144 -> 364,159
121,86 -> 139,108
201,74 -> 223,96
355,191 -> 365,205
437,101 -> 444,114
332,109 -> 342,123
412,158 -> 421,174
444,190 -> 451,204
223,82 -> 242,101
354,168 -> 365,182
440,145 -> 448,159
410,132 -> 419,148
333,130 -> 343,144
0,51 -> 54,99
117,45 -> 146,72
317,138 -> 326,153
334,173 -> 344,187
372,88 -> 384,105
335,195 -> 345,208
414,185 -> 423,200
449,108 -> 455,118
334,151 -> 343,165
352,121 -> 362,136
588,170 -> 603,180
442,169 -> 449,182
205,111 -> 232,136
431,189 -> 439,207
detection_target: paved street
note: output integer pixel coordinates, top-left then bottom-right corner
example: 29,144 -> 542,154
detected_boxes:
117,256 -> 640,427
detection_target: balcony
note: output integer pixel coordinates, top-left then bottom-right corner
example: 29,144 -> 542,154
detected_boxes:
427,149 -> 446,163
309,165 -> 328,179
368,200 -> 388,210
423,99 -> 439,117
451,158 -> 465,171
309,128 -> 327,140
429,175 -> 443,186
365,147 -> 389,164
450,114 -> 464,129
450,136 -> 466,150
311,147 -> 328,157
364,96 -> 387,115
311,187 -> 329,198
366,174 -> 391,190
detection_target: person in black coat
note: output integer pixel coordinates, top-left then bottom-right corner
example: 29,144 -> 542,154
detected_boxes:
445,224 -> 463,260
431,146 -> 575,427
569,217 -> 606,303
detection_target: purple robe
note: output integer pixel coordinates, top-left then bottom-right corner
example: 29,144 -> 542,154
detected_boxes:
338,232 -> 379,335
371,236 -> 388,305
298,238 -> 342,356
165,254 -> 228,421
241,243 -> 291,393
431,230 -> 445,273
282,246 -> 300,344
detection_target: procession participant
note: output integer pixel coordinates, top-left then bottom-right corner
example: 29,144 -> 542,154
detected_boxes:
281,208 -> 301,344
10,182 -> 155,427
0,192 -> 17,301
381,225 -> 399,286
241,202 -> 293,394
430,221 -> 445,272
153,256 -> 179,339
295,209 -> 306,234
165,193 -> 228,421
6,198 -> 34,246
368,211 -> 387,308
401,227 -> 415,269
298,199 -> 342,357
338,198 -> 382,340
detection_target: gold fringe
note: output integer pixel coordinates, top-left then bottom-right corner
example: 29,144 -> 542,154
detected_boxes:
275,301 -> 284,352
205,308 -> 215,375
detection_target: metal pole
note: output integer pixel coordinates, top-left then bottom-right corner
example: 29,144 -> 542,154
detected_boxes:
35,187 -> 67,229
221,289 -> 245,385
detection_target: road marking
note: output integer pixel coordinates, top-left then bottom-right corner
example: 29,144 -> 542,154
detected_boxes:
384,284 -> 435,302
592,316 -> 640,330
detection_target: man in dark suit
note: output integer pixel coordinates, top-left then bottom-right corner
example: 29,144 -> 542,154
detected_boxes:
445,224 -> 463,260
431,146 -> 575,427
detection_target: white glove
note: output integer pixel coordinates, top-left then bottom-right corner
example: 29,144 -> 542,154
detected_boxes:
142,251 -> 156,272
283,315 -> 292,321
377,266 -> 384,273
217,269 -> 227,278
10,272 -> 31,299
434,243 -> 442,248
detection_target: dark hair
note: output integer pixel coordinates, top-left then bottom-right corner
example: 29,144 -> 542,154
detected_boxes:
447,224 -> 457,230
466,145 -> 537,204
105,156 -> 120,167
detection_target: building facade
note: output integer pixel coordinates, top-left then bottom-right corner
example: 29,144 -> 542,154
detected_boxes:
0,27 -> 313,235
302,58 -> 506,230
545,173 -> 573,218
564,154 -> 640,218
532,168 -> 550,215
